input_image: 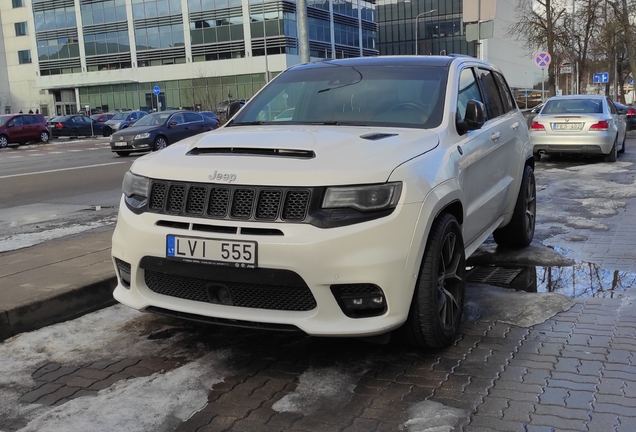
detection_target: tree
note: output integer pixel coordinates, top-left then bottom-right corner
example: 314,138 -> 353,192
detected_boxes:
509,0 -> 571,97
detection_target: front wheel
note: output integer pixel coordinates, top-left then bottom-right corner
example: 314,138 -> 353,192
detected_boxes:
153,136 -> 168,151
103,127 -> 112,137
399,213 -> 465,348
493,165 -> 536,248
0,135 -> 8,148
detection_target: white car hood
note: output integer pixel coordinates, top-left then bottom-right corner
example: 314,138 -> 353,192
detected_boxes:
131,126 -> 439,186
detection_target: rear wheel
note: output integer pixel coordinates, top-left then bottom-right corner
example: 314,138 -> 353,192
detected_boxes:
604,139 -> 618,162
40,131 -> 50,143
0,135 -> 8,148
153,136 -> 168,151
116,151 -> 131,157
493,165 -> 536,248
399,213 -> 465,348
70,128 -> 79,138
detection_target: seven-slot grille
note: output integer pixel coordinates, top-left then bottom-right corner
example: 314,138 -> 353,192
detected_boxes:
148,180 -> 311,222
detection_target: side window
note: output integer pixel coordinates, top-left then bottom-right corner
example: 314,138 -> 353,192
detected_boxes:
170,113 -> 185,124
184,112 -> 202,123
23,116 -> 34,125
476,68 -> 505,119
607,99 -> 617,114
493,72 -> 516,113
10,117 -> 23,126
457,68 -> 483,120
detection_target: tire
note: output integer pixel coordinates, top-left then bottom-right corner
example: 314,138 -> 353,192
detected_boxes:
103,127 -> 112,137
70,129 -> 79,138
153,136 -> 168,151
116,151 -> 131,157
604,139 -> 618,162
618,133 -> 626,154
40,131 -> 50,143
399,213 -> 465,348
0,135 -> 8,148
493,165 -> 536,248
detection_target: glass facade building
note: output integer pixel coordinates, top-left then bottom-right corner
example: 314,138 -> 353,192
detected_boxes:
25,0 -> 378,115
376,0 -> 475,57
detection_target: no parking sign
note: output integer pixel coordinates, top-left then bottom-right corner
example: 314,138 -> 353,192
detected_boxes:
534,52 -> 551,69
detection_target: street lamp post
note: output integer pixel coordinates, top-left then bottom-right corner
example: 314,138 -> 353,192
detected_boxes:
414,9 -> 436,55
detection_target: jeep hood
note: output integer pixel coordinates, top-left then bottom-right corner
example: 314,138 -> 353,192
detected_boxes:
130,126 -> 440,186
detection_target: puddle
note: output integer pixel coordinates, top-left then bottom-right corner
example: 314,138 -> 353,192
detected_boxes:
467,262 -> 636,298
466,243 -> 636,299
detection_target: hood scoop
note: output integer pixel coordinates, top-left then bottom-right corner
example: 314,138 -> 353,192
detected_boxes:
187,147 -> 316,159
360,133 -> 398,141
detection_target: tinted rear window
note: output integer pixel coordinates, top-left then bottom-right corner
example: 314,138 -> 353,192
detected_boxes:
543,99 -> 603,114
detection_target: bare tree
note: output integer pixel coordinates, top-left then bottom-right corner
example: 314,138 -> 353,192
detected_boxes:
182,67 -> 223,112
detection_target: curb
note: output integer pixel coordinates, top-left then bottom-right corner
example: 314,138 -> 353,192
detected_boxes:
0,276 -> 117,342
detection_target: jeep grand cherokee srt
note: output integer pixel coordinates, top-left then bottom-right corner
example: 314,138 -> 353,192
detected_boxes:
112,55 -> 536,348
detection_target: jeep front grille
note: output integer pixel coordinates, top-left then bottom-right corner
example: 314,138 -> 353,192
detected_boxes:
148,180 -> 311,222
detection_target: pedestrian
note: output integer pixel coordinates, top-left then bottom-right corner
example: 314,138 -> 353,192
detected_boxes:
28,109 -> 33,113
35,109 -> 39,114
19,110 -> 23,113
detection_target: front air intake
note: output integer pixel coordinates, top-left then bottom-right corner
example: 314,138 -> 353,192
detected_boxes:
187,147 -> 316,159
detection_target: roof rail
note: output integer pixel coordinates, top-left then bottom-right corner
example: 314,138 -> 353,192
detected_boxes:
448,53 -> 475,58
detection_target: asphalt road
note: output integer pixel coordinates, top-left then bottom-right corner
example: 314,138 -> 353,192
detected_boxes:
0,138 -> 140,242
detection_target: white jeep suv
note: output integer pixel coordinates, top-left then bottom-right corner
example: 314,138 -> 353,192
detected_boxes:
112,55 -> 536,348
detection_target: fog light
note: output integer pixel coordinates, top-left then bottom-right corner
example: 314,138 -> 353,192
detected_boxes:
331,284 -> 387,318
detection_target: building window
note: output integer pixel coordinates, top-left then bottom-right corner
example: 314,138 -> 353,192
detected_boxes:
15,22 -> 27,36
18,50 -> 31,64
12,0 -> 23,7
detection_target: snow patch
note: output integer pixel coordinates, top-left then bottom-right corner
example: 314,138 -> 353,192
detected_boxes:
401,400 -> 466,432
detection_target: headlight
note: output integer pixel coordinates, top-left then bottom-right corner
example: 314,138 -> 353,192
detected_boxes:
134,133 -> 150,140
122,171 -> 149,209
322,182 -> 402,211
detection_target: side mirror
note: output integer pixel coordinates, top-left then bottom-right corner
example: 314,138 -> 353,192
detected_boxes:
168,121 -> 178,127
227,101 -> 242,119
456,100 -> 486,134
618,108 -> 628,115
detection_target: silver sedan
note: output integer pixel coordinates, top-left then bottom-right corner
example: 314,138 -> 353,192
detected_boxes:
530,95 -> 626,162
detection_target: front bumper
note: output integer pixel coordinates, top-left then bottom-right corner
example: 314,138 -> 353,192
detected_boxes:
112,196 -> 425,337
110,136 -> 153,152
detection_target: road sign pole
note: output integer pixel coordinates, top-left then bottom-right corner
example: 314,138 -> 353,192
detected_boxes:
542,69 -> 545,102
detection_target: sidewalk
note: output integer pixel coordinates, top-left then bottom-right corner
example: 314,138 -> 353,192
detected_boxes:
0,227 -> 116,341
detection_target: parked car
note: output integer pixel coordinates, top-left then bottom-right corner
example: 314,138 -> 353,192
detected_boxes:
0,113 -> 50,148
91,113 -> 115,123
199,111 -> 220,129
111,56 -> 536,348
521,102 -> 545,129
109,110 -> 217,156
613,102 -> 636,131
530,95 -> 627,162
105,110 -> 147,133
48,115 -> 112,138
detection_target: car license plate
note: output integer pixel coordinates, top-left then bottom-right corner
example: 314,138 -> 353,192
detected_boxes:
115,142 -> 128,146
552,123 -> 583,130
166,235 -> 257,268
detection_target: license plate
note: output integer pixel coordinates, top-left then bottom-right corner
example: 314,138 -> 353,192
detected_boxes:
166,235 -> 257,268
552,123 -> 583,130
114,142 -> 128,146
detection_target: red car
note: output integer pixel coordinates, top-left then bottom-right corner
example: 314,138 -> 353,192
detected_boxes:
91,113 -> 115,123
0,113 -> 50,148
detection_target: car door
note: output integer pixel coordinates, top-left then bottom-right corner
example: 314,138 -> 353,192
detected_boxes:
183,112 -> 210,136
165,113 -> 189,143
455,67 -> 522,245
7,116 -> 27,143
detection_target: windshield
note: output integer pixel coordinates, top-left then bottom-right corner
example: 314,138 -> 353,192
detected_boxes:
0,116 -> 10,126
111,112 -> 128,120
543,99 -> 603,115
133,112 -> 170,127
232,63 -> 448,128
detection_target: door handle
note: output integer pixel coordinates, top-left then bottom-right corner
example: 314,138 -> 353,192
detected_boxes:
490,132 -> 501,141
511,122 -> 519,129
